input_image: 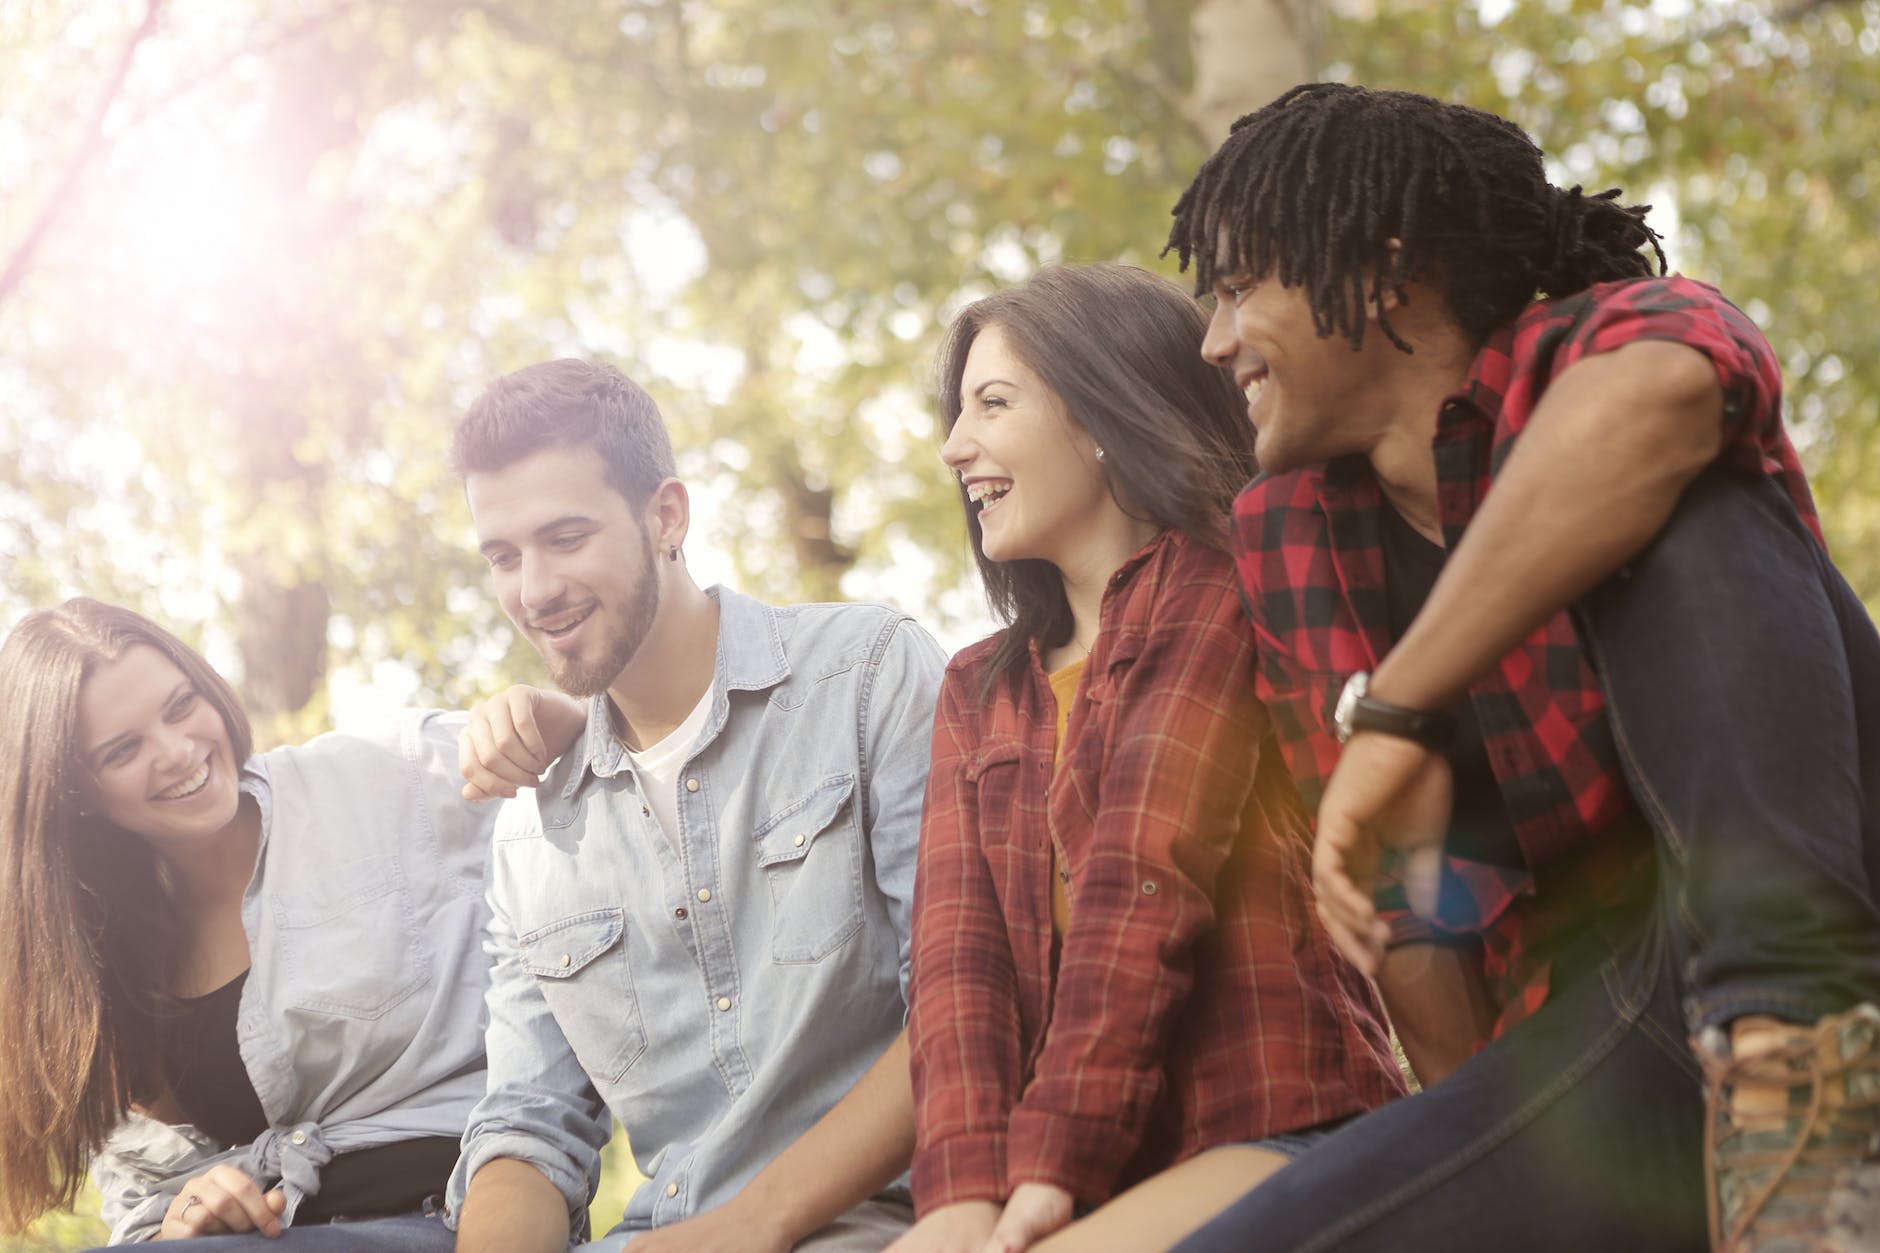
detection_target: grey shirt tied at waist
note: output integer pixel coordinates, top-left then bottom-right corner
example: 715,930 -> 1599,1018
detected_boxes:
92,710 -> 497,1243
448,587 -> 945,1243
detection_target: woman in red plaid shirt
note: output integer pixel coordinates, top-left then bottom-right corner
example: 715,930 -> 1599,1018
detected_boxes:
889,264 -> 1406,1253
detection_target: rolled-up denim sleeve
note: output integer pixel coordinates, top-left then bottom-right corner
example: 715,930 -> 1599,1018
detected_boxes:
446,800 -> 611,1238
91,1115 -> 227,1244
860,617 -> 948,1001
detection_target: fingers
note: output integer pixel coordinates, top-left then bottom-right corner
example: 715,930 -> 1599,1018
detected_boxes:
892,1202 -> 998,1253
1313,816 -> 1387,976
982,1184 -> 1073,1253
162,1164 -> 281,1239
459,686 -> 556,800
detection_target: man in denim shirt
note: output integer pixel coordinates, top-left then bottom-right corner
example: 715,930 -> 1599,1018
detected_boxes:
442,359 -> 946,1252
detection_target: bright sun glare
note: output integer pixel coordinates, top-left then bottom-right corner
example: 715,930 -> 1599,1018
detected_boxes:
103,123 -> 268,302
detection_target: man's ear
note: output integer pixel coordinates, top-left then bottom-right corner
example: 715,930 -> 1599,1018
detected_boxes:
646,478 -> 691,556
1367,238 -> 1407,320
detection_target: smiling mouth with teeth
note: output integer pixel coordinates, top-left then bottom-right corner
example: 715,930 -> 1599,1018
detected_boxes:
533,606 -> 595,638
966,481 -> 1011,508
155,759 -> 211,802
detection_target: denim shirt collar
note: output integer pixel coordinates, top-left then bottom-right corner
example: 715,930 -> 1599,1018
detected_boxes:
559,584 -> 793,800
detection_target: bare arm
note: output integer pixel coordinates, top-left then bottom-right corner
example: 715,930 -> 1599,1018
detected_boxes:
1316,341 -> 1729,973
628,1030 -> 915,1253
455,1158 -> 573,1253
1371,339 -> 1724,711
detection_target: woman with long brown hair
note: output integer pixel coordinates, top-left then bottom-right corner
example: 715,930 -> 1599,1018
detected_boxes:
0,599 -> 495,1248
891,264 -> 1406,1253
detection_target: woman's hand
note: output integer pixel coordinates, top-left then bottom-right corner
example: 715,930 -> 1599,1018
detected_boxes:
156,1163 -> 286,1240
983,1183 -> 1073,1253
884,1200 -> 1001,1253
458,685 -> 587,800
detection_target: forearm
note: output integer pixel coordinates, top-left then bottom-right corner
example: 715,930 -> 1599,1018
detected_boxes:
736,1029 -> 915,1242
1376,940 -> 1498,1087
1374,340 -> 1724,710
455,1157 -> 572,1253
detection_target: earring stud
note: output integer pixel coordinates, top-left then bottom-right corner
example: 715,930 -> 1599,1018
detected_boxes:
1094,446 -> 1106,461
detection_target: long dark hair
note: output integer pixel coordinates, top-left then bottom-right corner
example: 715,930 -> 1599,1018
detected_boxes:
0,599 -> 252,1231
936,263 -> 1257,690
1166,83 -> 1667,349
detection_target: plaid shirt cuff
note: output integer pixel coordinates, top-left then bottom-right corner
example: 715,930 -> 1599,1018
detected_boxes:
1005,1107 -> 1136,1206
912,1131 -> 1008,1214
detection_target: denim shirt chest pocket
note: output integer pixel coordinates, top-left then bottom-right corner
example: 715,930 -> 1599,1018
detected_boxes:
753,773 -> 863,964
519,908 -> 649,1083
269,853 -> 431,1021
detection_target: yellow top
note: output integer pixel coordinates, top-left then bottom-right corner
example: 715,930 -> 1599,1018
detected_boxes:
1046,658 -> 1086,936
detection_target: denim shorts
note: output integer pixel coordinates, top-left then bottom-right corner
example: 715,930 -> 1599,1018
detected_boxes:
1242,1114 -> 1355,1161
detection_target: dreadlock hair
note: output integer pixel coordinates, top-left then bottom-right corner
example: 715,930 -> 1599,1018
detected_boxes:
1166,82 -> 1667,350
936,263 -> 1257,695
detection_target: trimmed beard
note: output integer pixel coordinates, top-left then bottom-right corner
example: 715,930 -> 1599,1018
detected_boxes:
548,527 -> 662,697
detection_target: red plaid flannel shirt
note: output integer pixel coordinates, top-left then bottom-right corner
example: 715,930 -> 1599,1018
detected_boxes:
1232,276 -> 1821,1039
909,530 -> 1404,1212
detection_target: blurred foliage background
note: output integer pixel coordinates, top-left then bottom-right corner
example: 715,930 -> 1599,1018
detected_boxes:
3,0 -> 1876,1246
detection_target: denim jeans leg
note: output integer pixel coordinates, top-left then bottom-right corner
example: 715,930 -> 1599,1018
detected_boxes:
1169,913 -> 1706,1252
1576,468 -> 1880,1032
82,1212 -> 457,1252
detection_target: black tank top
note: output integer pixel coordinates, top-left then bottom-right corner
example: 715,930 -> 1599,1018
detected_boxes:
168,972 -> 459,1221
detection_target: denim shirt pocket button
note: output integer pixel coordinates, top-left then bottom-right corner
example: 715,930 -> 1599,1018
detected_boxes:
754,773 -> 863,964
519,908 -> 649,1083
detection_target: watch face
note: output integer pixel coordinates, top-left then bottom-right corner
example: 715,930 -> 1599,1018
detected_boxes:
1333,672 -> 1367,743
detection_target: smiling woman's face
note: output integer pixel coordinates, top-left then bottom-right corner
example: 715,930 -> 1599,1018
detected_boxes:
940,324 -> 1112,570
77,644 -> 242,849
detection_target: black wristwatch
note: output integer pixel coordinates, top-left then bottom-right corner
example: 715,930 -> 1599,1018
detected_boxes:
1332,671 -> 1457,749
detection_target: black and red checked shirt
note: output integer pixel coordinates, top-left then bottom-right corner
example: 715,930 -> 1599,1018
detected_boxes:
910,530 -> 1404,1211
1231,276 -> 1821,1039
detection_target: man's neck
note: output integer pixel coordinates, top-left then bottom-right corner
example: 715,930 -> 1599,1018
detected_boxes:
1360,325 -> 1479,545
606,580 -> 721,751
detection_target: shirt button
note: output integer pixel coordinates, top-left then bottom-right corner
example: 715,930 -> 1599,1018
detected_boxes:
560,953 -> 571,968
675,907 -> 688,920
289,1130 -> 307,1146
793,834 -> 806,848
686,777 -> 700,793
716,996 -> 732,1012
665,1183 -> 678,1197
697,887 -> 712,903
1141,881 -> 1158,896
641,805 -> 650,817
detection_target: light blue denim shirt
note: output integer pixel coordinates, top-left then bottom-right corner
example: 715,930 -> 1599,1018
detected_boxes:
90,711 -> 497,1243
448,588 -> 945,1242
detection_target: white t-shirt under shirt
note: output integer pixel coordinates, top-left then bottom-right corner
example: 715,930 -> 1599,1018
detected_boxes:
625,680 -> 716,853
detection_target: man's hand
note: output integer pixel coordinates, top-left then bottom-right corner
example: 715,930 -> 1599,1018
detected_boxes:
459,684 -> 587,800
155,1164 -> 285,1240
885,1200 -> 1001,1253
625,1195 -> 789,1253
1313,731 -> 1453,977
983,1183 -> 1074,1253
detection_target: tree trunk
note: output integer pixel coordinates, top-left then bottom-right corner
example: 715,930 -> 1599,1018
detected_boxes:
1186,0 -> 1321,145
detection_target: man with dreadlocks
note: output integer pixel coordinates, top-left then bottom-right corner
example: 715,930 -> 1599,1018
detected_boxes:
1158,83 -> 1880,1253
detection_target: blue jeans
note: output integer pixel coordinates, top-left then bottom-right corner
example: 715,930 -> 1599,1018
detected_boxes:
1175,470 -> 1880,1251
84,1211 -> 453,1252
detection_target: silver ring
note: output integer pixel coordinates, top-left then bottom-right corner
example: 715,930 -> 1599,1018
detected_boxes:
180,1193 -> 203,1218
